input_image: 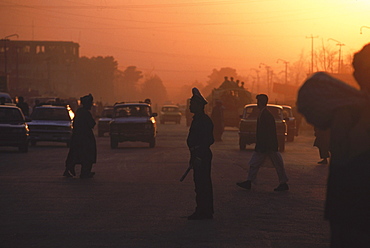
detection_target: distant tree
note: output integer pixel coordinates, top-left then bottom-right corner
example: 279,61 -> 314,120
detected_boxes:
173,80 -> 204,105
77,56 -> 117,104
115,66 -> 143,102
140,74 -> 168,109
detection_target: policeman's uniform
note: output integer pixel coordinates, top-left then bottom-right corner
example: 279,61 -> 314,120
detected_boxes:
187,88 -> 214,220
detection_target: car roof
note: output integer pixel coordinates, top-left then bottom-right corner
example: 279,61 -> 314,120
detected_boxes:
34,105 -> 68,109
162,105 -> 179,108
0,104 -> 21,109
244,104 -> 283,109
281,105 -> 292,109
114,103 -> 149,107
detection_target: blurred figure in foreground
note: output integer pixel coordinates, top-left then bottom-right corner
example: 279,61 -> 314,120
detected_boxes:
297,43 -> 370,247
211,99 -> 224,141
313,126 -> 330,164
64,94 -> 97,179
186,88 -> 214,220
236,94 -> 289,192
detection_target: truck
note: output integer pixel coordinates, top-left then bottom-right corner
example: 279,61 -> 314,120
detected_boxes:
206,79 -> 252,127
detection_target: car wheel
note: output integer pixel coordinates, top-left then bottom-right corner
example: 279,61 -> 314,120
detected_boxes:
279,138 -> 285,152
110,138 -> 118,149
149,138 -> 156,148
239,137 -> 246,150
18,143 -> 28,153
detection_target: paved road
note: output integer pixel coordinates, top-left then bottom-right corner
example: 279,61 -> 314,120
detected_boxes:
0,121 -> 330,248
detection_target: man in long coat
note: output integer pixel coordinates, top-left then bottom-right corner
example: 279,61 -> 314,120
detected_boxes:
187,88 -> 214,220
63,94 -> 97,179
237,94 -> 289,191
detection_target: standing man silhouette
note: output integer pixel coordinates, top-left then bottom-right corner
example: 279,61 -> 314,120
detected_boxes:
64,94 -> 97,179
186,88 -> 214,220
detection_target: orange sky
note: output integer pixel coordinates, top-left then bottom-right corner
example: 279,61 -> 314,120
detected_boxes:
1,0 -> 370,96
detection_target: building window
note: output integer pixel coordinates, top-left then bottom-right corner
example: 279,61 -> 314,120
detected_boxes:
23,45 -> 31,53
36,45 -> 45,54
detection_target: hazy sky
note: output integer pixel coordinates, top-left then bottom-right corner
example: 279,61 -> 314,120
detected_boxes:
1,0 -> 370,94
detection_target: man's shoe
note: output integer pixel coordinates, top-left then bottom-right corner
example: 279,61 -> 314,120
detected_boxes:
317,159 -> 328,164
63,170 -> 73,177
68,168 -> 76,176
274,183 -> 289,192
187,212 -> 213,220
236,180 -> 251,190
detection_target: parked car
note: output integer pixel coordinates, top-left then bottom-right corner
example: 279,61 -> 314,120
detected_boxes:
0,105 -> 29,152
282,105 -> 296,142
159,105 -> 182,124
97,106 -> 114,137
0,92 -> 13,104
238,104 -> 287,152
109,102 -> 157,148
28,105 -> 74,147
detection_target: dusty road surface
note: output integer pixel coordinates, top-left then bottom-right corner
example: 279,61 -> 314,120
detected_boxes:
0,120 -> 330,248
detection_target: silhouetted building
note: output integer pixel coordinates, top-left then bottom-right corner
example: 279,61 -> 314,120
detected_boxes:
0,40 -> 79,97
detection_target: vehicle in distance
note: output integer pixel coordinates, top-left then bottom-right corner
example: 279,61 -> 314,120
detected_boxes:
0,105 -> 29,152
28,105 -> 74,147
281,105 -> 296,142
159,105 -> 182,124
238,104 -> 287,152
97,106 -> 113,137
109,102 -> 157,148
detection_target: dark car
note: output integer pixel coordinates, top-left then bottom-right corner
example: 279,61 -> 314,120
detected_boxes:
0,105 -> 29,152
282,105 -> 296,142
159,105 -> 182,124
109,102 -> 158,148
28,105 -> 74,147
97,106 -> 113,137
238,104 -> 287,152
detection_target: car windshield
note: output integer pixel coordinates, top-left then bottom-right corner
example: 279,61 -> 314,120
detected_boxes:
101,108 -> 113,117
31,108 -> 71,121
162,107 -> 179,112
244,106 -> 282,120
0,108 -> 24,122
114,105 -> 150,117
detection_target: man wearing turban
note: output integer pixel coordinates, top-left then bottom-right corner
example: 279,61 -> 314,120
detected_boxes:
64,94 -> 97,179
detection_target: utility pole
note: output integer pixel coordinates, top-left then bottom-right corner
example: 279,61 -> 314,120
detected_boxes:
328,38 -> 345,73
259,63 -> 271,96
306,34 -> 318,74
250,68 -> 260,93
277,59 -> 289,84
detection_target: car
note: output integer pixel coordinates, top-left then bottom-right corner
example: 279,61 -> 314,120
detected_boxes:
0,105 -> 29,152
28,105 -> 74,147
0,92 -> 13,104
159,105 -> 182,124
97,106 -> 114,137
281,105 -> 297,142
109,102 -> 158,148
238,104 -> 287,152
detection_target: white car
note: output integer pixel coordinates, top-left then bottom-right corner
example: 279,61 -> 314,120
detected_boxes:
28,105 -> 74,147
